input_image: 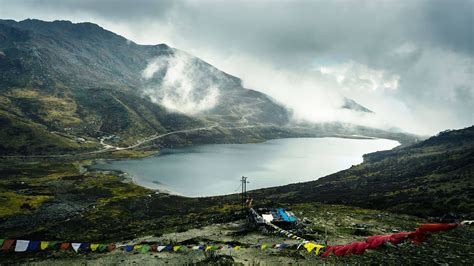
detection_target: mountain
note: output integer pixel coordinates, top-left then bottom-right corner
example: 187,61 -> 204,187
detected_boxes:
342,98 -> 373,113
0,19 -> 414,155
251,126 -> 474,217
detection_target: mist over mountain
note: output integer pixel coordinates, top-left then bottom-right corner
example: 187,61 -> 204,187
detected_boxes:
0,19 -> 417,155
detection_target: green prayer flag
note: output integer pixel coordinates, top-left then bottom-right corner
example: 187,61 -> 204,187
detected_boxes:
48,241 -> 59,250
141,244 -> 151,254
98,244 -> 108,252
0,239 -> 4,247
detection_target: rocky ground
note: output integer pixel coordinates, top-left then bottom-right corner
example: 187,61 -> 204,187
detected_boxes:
1,198 -> 473,264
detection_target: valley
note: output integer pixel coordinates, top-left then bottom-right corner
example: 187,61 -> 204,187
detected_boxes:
0,126 -> 472,264
0,19 -> 472,264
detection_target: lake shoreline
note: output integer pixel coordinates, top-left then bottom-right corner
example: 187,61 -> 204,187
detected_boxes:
92,137 -> 400,197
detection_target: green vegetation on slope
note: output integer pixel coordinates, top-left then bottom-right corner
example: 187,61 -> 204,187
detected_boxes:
251,126 -> 474,217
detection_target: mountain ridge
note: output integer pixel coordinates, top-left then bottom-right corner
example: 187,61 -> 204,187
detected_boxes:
0,19 -> 418,155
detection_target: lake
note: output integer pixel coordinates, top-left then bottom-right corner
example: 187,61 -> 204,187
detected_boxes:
93,137 -> 399,197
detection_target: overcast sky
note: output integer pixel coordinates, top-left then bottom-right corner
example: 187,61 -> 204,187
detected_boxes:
1,0 -> 473,134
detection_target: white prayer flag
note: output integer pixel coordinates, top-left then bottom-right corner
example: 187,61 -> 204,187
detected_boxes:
15,240 -> 29,252
262,214 -> 273,223
72,243 -> 81,253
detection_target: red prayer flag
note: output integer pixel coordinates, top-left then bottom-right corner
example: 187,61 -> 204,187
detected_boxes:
418,223 -> 458,232
1,240 -> 15,252
60,243 -> 70,250
366,235 -> 391,249
107,244 -> 116,252
389,232 -> 410,245
346,241 -> 369,255
321,246 -> 337,257
321,223 -> 460,257
333,245 -> 352,256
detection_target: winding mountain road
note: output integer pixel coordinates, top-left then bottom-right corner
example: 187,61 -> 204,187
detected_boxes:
99,124 -> 220,152
0,123 -> 264,158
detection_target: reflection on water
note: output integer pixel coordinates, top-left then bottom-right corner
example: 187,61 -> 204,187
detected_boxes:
94,138 -> 399,197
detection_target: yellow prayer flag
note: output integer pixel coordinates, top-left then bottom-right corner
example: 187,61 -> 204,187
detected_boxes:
205,246 -> 212,251
40,241 -> 49,250
261,244 -> 268,250
314,244 -> 325,256
304,242 -> 316,253
90,244 -> 99,251
173,246 -> 181,252
133,245 -> 142,251
234,246 -> 241,250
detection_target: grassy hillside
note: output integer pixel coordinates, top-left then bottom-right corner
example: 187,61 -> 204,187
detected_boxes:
251,126 -> 474,217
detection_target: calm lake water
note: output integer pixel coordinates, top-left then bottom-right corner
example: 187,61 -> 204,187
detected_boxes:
93,138 -> 399,197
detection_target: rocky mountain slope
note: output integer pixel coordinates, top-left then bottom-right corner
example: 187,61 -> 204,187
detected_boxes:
0,19 -> 415,155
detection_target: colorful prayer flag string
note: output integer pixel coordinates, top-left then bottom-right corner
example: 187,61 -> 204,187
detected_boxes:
0,222 -> 469,258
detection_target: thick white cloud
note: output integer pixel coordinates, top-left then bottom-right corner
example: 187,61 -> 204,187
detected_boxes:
142,51 -> 220,115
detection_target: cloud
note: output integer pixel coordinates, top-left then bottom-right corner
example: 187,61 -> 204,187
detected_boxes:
142,51 -> 220,115
318,61 -> 400,92
213,54 -> 422,132
1,0 -> 472,134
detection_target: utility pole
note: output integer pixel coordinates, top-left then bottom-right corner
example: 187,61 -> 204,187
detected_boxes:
241,176 -> 249,212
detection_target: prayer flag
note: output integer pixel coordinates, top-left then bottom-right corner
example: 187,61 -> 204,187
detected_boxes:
141,245 -> 150,254
90,244 -> 99,251
98,244 -> 107,252
40,241 -> 49,250
48,242 -> 59,250
107,244 -> 116,252
72,243 -> 81,253
314,244 -> 325,255
60,243 -> 70,251
14,240 -> 29,252
27,241 -> 40,251
1,240 -> 15,252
